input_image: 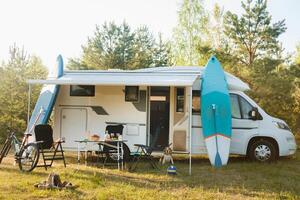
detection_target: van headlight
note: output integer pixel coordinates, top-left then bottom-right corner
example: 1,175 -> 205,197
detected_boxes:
273,121 -> 291,131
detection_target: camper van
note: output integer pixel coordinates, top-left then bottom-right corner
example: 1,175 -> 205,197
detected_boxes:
28,66 -> 297,162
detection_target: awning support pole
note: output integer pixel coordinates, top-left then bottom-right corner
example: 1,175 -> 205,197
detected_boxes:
188,86 -> 192,175
26,84 -> 32,134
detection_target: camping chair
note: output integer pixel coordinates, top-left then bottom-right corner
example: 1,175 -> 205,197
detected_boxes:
129,126 -> 160,171
129,144 -> 158,171
102,124 -> 124,166
34,124 -> 66,170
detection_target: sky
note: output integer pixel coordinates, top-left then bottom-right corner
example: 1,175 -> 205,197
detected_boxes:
0,0 -> 299,68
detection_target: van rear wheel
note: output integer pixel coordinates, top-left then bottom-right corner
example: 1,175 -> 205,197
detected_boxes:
249,140 -> 277,162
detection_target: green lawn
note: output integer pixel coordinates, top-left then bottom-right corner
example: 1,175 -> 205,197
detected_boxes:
0,150 -> 299,200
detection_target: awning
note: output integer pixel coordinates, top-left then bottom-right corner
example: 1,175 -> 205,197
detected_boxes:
28,72 -> 199,86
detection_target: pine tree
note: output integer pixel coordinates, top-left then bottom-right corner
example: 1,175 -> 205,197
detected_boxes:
152,33 -> 173,67
68,21 -> 172,70
224,0 -> 286,67
0,45 -> 47,141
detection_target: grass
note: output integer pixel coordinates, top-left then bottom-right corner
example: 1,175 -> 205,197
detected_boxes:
0,150 -> 299,200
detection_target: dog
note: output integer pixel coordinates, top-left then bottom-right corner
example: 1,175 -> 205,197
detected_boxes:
160,146 -> 174,165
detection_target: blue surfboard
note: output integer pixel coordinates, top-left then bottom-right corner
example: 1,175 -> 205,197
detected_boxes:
27,55 -> 63,135
201,56 -> 231,167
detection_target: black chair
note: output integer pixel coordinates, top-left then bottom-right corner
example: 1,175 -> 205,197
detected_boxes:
128,126 -> 160,171
129,144 -> 158,171
102,125 -> 124,166
34,124 -> 66,170
106,124 -> 124,138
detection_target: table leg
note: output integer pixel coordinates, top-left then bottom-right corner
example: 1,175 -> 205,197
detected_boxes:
121,142 -> 124,170
85,143 -> 88,166
77,142 -> 80,169
117,141 -> 120,170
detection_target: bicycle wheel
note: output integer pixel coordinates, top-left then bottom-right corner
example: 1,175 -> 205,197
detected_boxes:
0,137 -> 12,164
18,143 -> 40,172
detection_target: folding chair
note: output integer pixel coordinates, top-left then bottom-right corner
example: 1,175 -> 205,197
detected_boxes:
106,125 -> 124,138
34,124 -> 66,170
129,144 -> 158,171
129,126 -> 160,171
103,124 -> 124,166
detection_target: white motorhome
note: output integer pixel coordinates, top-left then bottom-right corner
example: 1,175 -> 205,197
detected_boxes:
28,66 -> 297,162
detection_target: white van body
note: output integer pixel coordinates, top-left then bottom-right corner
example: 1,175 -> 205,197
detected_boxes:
192,90 -> 297,157
29,66 -> 297,160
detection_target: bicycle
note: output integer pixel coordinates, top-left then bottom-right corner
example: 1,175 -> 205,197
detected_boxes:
0,131 -> 40,172
0,108 -> 45,172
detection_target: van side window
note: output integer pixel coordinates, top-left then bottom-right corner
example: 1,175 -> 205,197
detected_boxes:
176,88 -> 185,112
70,85 -> 95,97
239,97 -> 253,119
230,94 -> 242,119
192,90 -> 200,114
125,86 -> 139,102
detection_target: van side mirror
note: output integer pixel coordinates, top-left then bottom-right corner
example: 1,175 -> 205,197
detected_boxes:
249,107 -> 259,120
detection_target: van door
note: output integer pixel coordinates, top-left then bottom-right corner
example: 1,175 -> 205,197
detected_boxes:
149,87 -> 170,150
61,108 -> 87,149
230,94 -> 259,154
191,90 -> 207,154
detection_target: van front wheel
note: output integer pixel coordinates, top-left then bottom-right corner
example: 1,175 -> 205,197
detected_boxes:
249,140 -> 277,162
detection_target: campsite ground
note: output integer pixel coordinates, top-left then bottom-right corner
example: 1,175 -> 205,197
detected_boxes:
0,149 -> 299,200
